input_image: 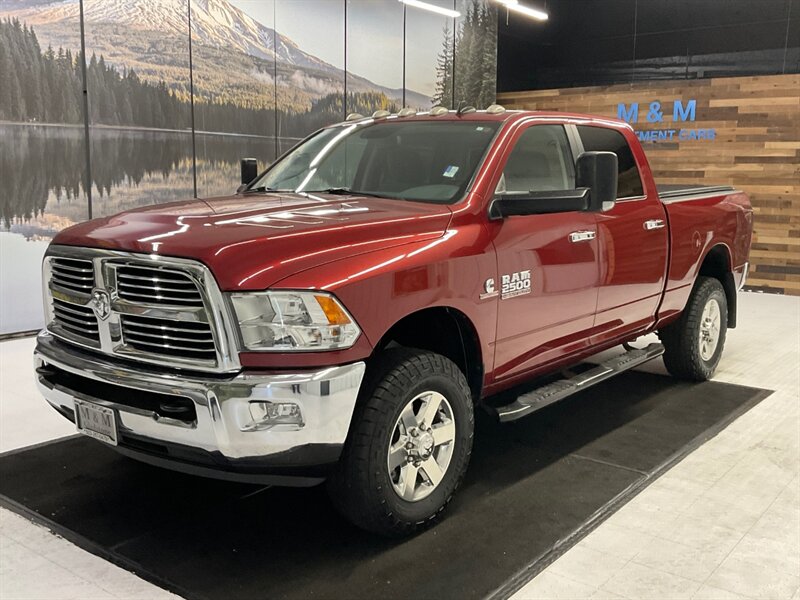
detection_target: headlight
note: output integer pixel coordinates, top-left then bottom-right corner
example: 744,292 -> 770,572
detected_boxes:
229,291 -> 361,351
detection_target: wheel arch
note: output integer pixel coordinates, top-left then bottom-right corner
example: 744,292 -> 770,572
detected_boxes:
698,243 -> 737,328
372,306 -> 484,403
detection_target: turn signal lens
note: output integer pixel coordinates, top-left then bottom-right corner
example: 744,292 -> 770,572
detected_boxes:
315,294 -> 352,325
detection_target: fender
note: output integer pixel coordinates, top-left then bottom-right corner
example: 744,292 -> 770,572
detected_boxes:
655,190 -> 748,330
271,226 -> 499,377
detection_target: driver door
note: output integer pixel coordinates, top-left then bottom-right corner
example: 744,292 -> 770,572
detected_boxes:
487,124 -> 601,382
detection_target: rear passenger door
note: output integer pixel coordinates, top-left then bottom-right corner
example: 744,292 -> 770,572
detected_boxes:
574,125 -> 669,344
488,124 -> 600,382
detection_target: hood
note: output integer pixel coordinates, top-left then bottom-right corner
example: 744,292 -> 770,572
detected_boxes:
53,192 -> 453,290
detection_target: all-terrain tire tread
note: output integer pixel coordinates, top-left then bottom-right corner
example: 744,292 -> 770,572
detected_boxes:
327,348 -> 473,537
658,276 -> 727,381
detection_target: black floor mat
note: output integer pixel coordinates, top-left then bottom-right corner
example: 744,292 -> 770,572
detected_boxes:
0,372 -> 770,600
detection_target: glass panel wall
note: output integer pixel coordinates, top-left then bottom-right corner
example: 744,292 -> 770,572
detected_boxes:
82,0 -> 195,218
275,0 -> 345,155
0,0 -> 498,334
346,0 -> 404,114
0,1 -> 89,333
193,0 -> 278,198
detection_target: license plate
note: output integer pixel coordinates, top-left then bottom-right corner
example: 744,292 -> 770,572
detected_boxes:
75,399 -> 118,446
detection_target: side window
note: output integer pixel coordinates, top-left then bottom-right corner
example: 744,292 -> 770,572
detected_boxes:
498,125 -> 575,195
576,125 -> 644,198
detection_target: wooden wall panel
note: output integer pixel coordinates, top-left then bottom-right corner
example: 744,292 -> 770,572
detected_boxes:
498,74 -> 800,295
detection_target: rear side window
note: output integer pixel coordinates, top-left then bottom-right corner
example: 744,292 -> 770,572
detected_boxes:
576,125 -> 644,199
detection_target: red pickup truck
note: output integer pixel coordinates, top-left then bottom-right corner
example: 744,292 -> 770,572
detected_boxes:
34,107 -> 752,535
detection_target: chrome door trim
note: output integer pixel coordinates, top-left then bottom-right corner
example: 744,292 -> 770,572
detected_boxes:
643,219 -> 666,230
569,230 -> 596,243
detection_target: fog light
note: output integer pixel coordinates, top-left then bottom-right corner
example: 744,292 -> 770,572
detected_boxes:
243,401 -> 304,431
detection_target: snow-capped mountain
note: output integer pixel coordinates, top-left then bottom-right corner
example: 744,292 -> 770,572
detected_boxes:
3,0 -> 336,72
1,0 -> 431,108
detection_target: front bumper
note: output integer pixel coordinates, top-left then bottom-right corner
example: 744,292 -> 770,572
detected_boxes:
34,331 -> 366,486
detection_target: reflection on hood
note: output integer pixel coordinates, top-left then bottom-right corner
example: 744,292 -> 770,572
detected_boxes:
53,192 -> 453,290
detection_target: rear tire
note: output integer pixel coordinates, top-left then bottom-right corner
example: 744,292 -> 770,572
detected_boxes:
658,276 -> 728,381
327,348 -> 474,537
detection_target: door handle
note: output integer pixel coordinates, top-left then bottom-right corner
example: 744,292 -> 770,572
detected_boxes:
569,230 -> 596,243
644,219 -> 666,230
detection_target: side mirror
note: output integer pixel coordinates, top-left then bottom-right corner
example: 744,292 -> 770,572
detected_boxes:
240,158 -> 258,187
576,151 -> 617,211
489,150 -> 619,219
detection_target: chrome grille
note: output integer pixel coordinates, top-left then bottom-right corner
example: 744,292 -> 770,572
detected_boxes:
50,257 -> 95,295
43,247 -> 239,373
116,265 -> 204,307
51,298 -> 100,342
121,314 -> 216,361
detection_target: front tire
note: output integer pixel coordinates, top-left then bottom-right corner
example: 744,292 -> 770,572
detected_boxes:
658,276 -> 728,381
327,348 -> 474,536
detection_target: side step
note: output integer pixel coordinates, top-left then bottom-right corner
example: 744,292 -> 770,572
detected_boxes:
493,343 -> 665,423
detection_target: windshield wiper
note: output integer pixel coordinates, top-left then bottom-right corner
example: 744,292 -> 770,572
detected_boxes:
308,187 -> 388,198
243,186 -> 291,194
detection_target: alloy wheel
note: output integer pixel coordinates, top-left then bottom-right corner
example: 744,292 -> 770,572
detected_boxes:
387,391 -> 456,502
699,297 -> 722,361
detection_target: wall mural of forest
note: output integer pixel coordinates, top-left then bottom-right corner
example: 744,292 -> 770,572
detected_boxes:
0,0 -> 497,334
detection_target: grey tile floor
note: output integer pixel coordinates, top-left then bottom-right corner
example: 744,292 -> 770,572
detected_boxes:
1,291 -> 798,600
514,292 -> 799,600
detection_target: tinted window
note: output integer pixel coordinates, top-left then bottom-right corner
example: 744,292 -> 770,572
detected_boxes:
498,125 -> 575,194
576,125 -> 644,198
251,121 -> 500,204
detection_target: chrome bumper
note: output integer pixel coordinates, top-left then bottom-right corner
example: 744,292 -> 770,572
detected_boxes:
34,331 -> 366,483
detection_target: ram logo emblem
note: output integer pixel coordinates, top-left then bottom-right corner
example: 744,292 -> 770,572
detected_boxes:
90,289 -> 112,321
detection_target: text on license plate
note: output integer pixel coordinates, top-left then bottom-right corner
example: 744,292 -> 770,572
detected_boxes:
75,399 -> 118,446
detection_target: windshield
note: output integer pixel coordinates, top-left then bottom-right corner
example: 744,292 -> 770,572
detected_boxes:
249,120 -> 501,204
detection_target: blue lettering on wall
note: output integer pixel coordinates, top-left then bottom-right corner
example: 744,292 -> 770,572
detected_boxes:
646,102 -> 663,123
673,99 -> 696,122
617,102 -> 639,123
617,98 -> 712,143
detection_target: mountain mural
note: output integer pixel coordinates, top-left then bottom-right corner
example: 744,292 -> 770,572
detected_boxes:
0,0 -> 497,335
0,0 -> 429,113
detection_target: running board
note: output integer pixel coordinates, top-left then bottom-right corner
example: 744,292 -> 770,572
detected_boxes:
493,343 -> 665,423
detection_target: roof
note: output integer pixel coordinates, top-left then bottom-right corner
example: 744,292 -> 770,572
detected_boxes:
331,109 -> 630,129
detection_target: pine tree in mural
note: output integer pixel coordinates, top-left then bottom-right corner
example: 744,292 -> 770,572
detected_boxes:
0,18 -> 185,127
0,20 -> 83,123
432,24 -> 454,108
433,0 -> 497,109
478,2 -> 498,104
1,18 -> 401,139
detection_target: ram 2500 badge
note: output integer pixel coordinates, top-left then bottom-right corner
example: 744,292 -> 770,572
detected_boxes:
35,106 -> 752,535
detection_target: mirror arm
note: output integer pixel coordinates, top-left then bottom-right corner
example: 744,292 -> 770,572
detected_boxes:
490,188 -> 591,219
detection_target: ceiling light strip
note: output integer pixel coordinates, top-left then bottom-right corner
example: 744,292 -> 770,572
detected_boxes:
495,0 -> 548,21
399,0 -> 461,19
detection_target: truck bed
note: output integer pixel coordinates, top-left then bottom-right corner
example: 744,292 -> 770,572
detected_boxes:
657,184 -> 736,201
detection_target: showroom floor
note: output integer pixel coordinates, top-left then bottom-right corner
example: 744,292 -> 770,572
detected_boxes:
1,291 -> 798,600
